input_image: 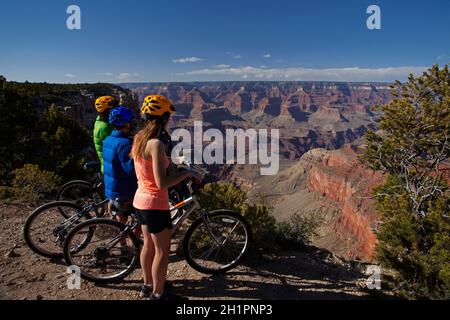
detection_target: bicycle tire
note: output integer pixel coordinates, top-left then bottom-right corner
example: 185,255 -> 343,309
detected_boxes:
57,180 -> 105,216
182,210 -> 252,274
63,218 -> 140,284
23,201 -> 91,259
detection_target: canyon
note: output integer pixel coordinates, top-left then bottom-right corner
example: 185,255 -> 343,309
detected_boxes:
119,82 -> 390,260
122,82 -> 391,159
223,144 -> 385,261
43,81 -> 392,261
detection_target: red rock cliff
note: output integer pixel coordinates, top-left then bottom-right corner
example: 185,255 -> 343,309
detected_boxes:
308,146 -> 384,261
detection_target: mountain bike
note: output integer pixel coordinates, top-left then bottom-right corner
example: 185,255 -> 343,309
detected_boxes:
23,199 -> 110,259
56,161 -> 183,212
24,187 -> 184,259
56,161 -> 105,206
62,164 -> 252,284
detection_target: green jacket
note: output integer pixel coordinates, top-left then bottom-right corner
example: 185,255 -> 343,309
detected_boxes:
93,116 -> 113,173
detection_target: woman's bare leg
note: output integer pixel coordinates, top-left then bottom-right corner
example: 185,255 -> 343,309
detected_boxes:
150,228 -> 172,295
140,225 -> 155,285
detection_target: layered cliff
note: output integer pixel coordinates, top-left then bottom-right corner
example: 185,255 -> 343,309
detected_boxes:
122,81 -> 391,161
307,146 -> 384,260
226,145 -> 384,261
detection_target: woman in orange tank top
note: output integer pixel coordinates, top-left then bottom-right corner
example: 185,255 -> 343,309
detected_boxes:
131,95 -> 193,300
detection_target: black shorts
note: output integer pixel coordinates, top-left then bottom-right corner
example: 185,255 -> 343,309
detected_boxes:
135,209 -> 173,234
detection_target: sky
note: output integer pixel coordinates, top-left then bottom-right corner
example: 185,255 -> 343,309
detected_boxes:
0,0 -> 449,83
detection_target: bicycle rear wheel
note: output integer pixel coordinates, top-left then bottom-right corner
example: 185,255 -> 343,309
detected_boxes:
63,218 -> 140,284
57,180 -> 105,216
183,210 -> 252,274
23,201 -> 91,259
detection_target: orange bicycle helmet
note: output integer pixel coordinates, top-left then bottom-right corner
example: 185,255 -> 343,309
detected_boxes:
95,96 -> 118,113
141,95 -> 175,118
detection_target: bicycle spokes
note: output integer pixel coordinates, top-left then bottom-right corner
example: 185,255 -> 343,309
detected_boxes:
66,222 -> 138,280
187,215 -> 248,271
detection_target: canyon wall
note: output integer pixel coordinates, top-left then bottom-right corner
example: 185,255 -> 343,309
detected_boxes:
307,146 -> 384,260
228,145 -> 385,261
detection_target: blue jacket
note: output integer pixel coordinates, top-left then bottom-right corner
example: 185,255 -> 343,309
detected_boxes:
103,130 -> 137,201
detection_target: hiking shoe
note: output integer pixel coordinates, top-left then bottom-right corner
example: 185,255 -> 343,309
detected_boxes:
139,281 -> 174,298
139,285 -> 152,298
148,292 -> 187,301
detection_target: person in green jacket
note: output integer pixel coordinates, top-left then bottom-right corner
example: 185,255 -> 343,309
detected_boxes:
94,96 -> 118,173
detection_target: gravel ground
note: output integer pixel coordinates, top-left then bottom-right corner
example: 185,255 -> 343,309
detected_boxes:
0,203 -> 383,300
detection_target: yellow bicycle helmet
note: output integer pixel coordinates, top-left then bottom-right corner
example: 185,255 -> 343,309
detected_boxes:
141,95 -> 175,118
95,96 -> 118,113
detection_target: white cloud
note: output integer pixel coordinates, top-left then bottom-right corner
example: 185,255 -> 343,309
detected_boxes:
96,72 -> 113,77
263,53 -> 271,58
99,72 -> 139,80
116,73 -> 131,81
116,73 -> 140,81
225,52 -> 242,59
65,73 -> 76,78
172,57 -> 204,63
437,55 -> 449,61
179,65 -> 429,82
213,64 -> 231,68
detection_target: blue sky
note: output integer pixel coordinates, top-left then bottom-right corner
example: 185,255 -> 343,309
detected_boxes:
0,0 -> 449,83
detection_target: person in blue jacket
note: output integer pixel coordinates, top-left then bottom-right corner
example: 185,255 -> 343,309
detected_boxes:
103,106 -> 137,225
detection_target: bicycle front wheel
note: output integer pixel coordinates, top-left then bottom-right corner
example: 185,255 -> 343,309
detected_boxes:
183,210 -> 252,274
23,201 -> 90,259
63,218 -> 140,284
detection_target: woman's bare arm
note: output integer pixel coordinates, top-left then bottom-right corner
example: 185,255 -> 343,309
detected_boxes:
148,139 -> 191,190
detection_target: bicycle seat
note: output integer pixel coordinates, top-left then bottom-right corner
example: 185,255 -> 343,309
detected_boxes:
110,199 -> 134,213
83,161 -> 100,173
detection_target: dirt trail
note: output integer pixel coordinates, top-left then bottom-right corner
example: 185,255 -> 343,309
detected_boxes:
0,203 -> 382,300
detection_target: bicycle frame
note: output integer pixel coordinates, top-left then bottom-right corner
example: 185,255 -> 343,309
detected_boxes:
170,195 -> 200,231
116,194 -> 201,240
104,192 -> 224,253
59,199 -> 109,231
170,194 -> 224,246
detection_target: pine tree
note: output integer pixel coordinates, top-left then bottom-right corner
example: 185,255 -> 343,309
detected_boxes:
361,64 -> 450,299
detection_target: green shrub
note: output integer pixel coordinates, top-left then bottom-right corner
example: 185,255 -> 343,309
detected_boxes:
10,164 -> 62,204
198,182 -> 323,253
374,177 -> 450,299
198,183 -> 277,251
1,77 -> 95,184
276,212 -> 324,248
0,185 -> 11,200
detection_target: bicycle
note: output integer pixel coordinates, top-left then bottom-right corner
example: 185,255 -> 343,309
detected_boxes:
23,199 -> 110,259
62,164 -> 252,284
56,161 -> 105,206
24,188 -> 185,259
56,161 -> 183,212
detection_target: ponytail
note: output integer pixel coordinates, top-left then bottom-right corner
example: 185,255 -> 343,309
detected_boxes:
131,119 -> 163,160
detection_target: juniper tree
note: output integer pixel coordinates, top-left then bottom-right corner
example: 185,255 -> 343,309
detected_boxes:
361,64 -> 450,299
362,64 -> 449,216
